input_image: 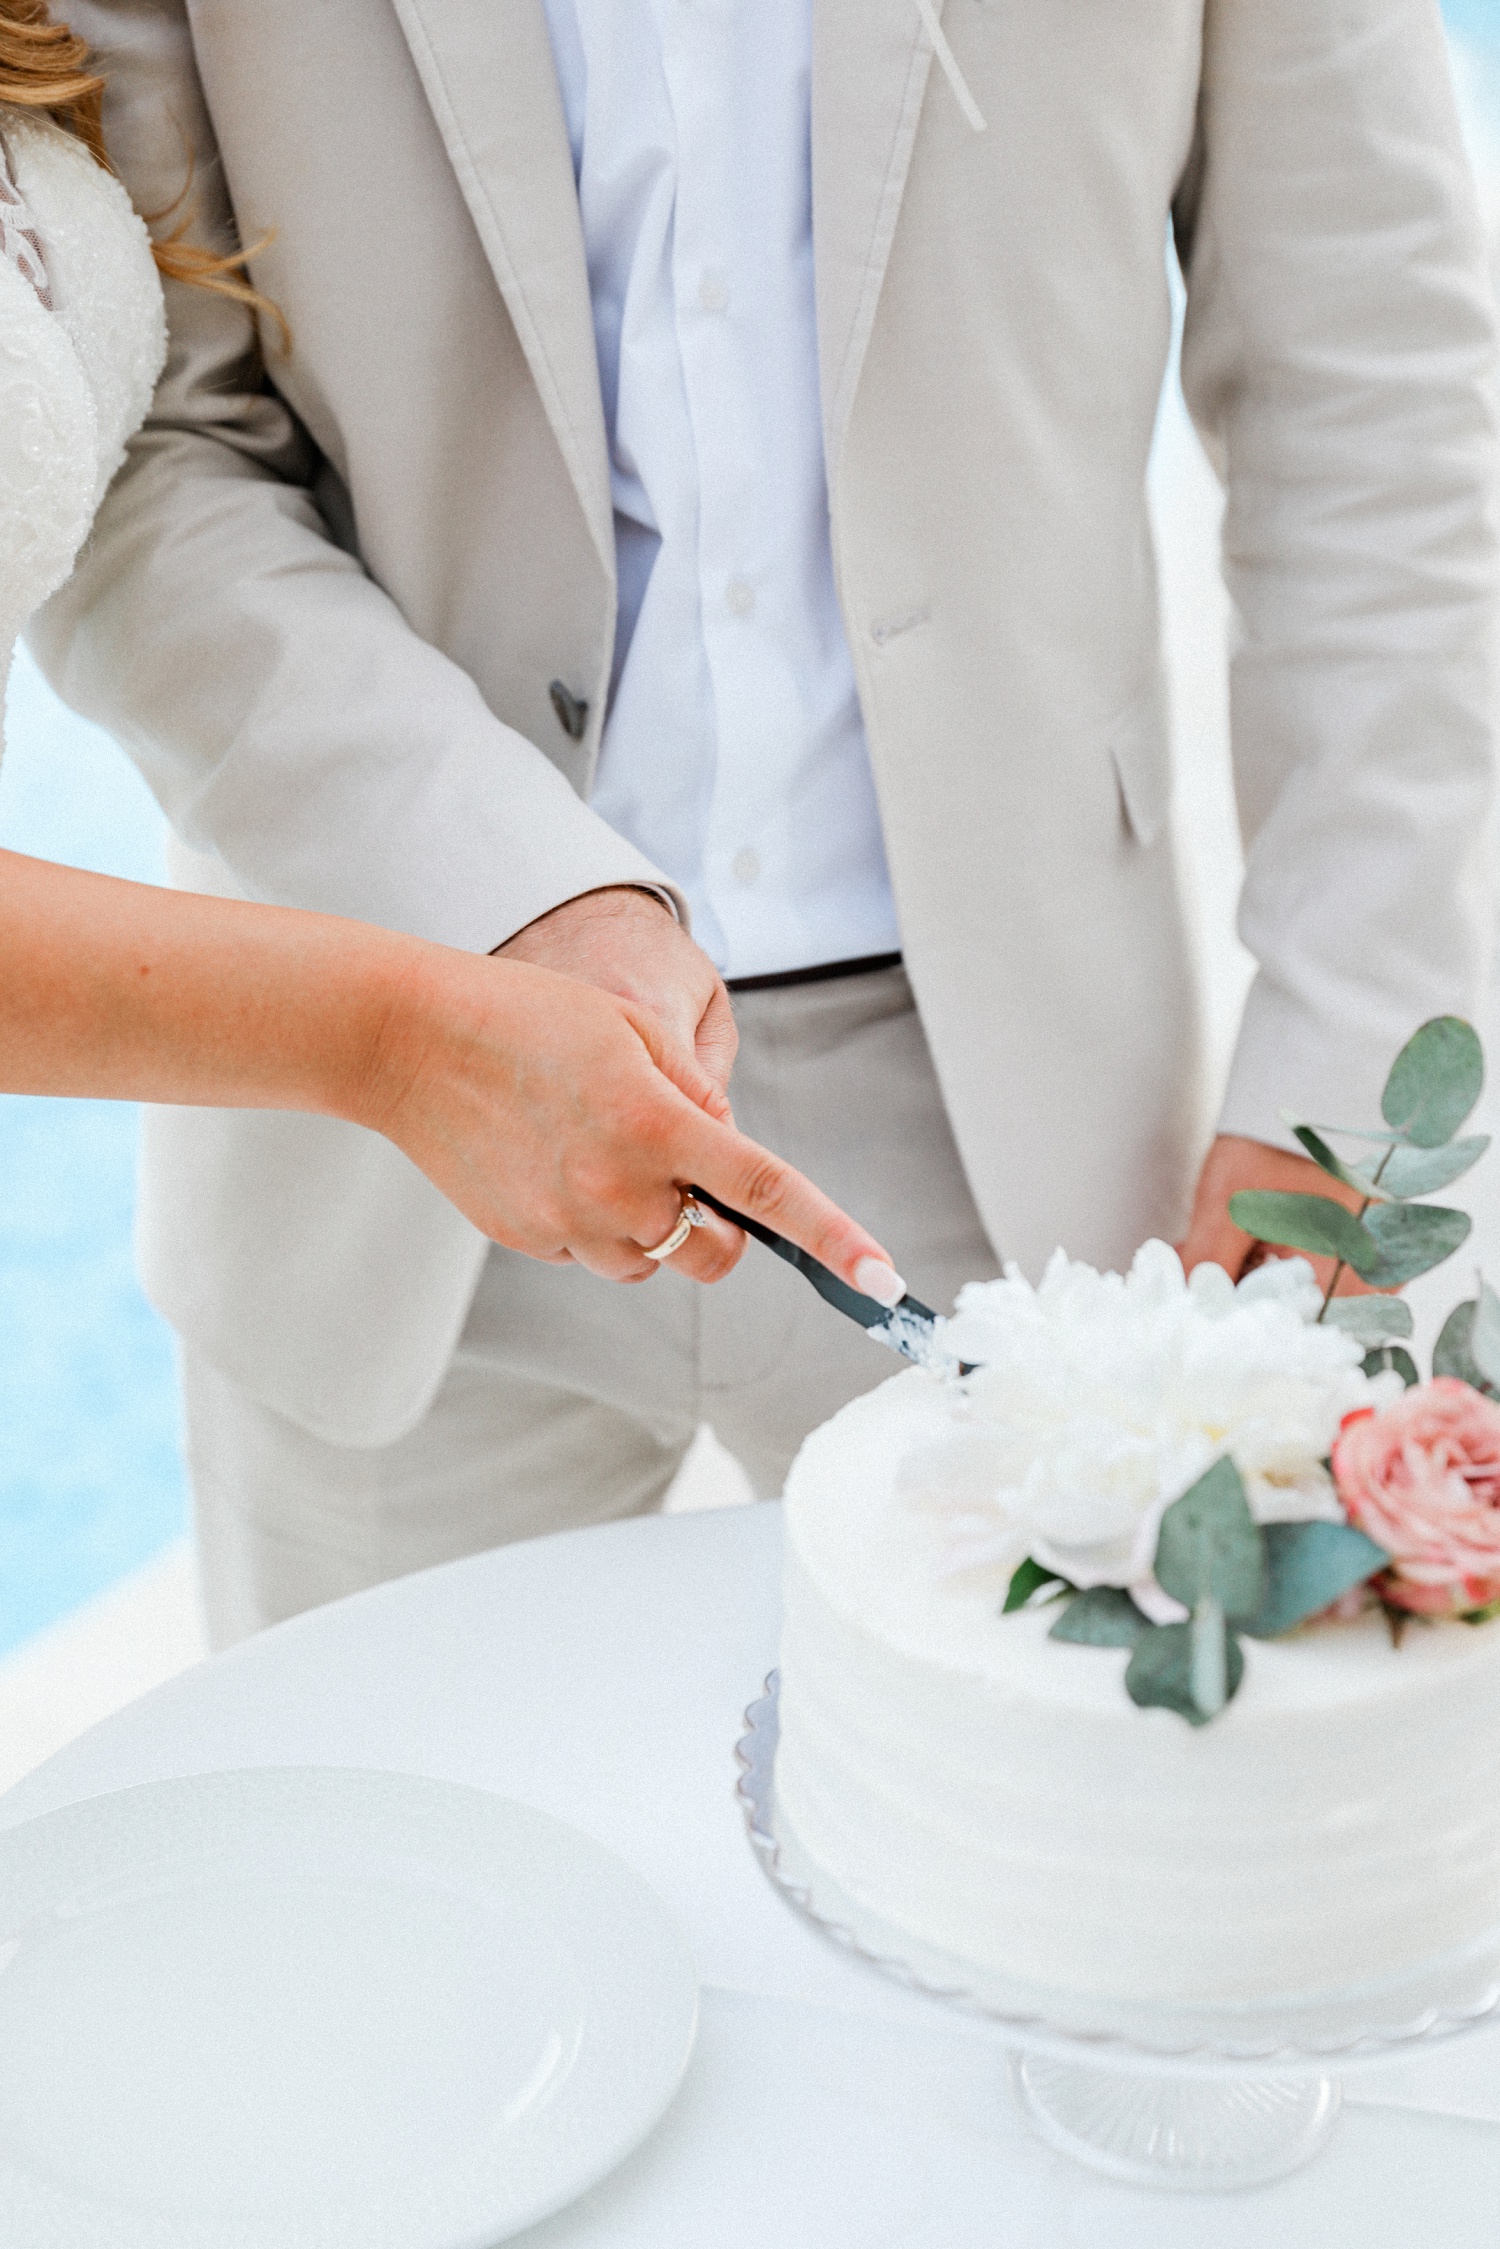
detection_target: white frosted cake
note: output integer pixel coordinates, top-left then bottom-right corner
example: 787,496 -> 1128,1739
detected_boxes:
776,1252 -> 1500,2009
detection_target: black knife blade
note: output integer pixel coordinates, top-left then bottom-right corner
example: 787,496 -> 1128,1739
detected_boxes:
688,1187 -> 971,1373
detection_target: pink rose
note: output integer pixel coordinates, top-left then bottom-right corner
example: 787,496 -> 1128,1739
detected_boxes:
1332,1378 -> 1500,1618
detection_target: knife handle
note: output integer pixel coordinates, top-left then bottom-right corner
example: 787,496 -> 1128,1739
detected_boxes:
686,1187 -> 940,1336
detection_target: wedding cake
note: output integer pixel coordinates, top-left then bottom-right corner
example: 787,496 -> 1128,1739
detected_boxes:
775,1245 -> 1500,2008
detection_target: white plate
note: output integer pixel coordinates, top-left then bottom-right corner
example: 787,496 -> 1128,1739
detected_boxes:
0,1768 -> 698,2249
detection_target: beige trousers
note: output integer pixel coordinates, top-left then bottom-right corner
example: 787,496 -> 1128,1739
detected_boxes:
184,965 -> 1000,1646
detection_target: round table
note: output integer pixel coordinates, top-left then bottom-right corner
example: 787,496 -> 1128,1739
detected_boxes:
5,1504 -> 1500,2246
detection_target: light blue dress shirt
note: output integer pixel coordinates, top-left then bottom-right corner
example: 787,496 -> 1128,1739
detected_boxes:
541,0 -> 901,980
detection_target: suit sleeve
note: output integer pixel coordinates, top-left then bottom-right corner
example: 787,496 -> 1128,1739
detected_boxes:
27,0 -> 679,952
1174,0 -> 1499,1143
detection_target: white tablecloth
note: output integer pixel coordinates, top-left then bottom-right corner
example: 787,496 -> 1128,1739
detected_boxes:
6,1503 -> 1500,2245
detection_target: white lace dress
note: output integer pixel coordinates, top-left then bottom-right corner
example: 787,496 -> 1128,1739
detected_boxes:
0,111 -> 165,719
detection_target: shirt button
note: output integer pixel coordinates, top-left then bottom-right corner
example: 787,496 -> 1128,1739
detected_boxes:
732,847 -> 761,885
726,577 -> 755,616
698,269 -> 729,313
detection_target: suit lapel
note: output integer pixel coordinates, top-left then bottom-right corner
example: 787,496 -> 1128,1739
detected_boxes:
389,0 -> 614,576
390,0 -> 933,554
812,0 -> 936,478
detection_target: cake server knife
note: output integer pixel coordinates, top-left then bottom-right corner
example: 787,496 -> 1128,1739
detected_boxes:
688,1187 -> 972,1373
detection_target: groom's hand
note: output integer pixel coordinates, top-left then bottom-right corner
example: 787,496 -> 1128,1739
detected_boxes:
495,887 -> 738,1115
1177,1133 -> 1376,1297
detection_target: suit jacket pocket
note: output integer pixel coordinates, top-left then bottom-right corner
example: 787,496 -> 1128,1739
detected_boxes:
1109,678 -> 1172,849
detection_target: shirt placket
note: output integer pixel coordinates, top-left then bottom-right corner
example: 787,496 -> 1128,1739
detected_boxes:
655,0 -> 781,968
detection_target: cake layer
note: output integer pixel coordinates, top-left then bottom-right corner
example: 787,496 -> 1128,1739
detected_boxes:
778,1371 -> 1500,2007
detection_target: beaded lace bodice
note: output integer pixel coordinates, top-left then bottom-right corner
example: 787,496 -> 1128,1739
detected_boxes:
0,111 -> 165,695
0,129 -> 51,309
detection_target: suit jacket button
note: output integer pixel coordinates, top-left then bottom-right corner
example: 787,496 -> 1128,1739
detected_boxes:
549,680 -> 589,741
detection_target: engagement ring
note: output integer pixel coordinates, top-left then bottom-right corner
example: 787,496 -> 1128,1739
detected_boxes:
641,1197 -> 709,1262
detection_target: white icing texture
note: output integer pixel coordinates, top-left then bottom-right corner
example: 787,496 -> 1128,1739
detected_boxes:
779,1368 -> 1500,2005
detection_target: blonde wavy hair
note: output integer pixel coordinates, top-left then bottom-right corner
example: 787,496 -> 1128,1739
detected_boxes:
0,0 -> 285,347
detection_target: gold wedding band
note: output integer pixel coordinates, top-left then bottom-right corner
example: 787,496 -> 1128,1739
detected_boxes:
641,1197 -> 709,1262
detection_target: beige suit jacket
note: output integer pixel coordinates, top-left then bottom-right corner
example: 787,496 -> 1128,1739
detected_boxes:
34,0 -> 1499,1444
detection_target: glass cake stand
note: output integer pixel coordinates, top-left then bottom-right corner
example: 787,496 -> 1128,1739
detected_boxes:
735,1674 -> 1500,2193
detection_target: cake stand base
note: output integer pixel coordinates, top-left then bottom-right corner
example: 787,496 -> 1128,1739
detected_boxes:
1011,2054 -> 1341,2192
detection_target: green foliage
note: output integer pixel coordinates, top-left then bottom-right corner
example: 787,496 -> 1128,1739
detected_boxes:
1191,1598 -> 1230,1717
1234,1021 -> 1488,1380
1290,1125 -> 1393,1200
1292,1124 -> 1489,1202
1153,1458 -> 1265,1623
1433,1283 -> 1500,1397
1052,1464 -> 1390,1725
1227,1191 -> 1376,1267
1225,1189 -> 1471,1291
1035,1021 -> 1493,1724
1381,1017 -> 1483,1147
1376,1138 -> 1489,1198
1087,1461 -> 1265,1724
1049,1587 -> 1150,1647
1433,1300 -> 1493,1393
1472,1281 -> 1500,1390
1288,1123 -> 1403,1146
1362,1345 -> 1419,1387
1002,1556 -> 1070,1613
1321,1296 -> 1413,1346
1226,1192 -> 1471,1293
1358,1202 -> 1471,1287
1240,1521 -> 1390,1639
1126,1619 -> 1245,1728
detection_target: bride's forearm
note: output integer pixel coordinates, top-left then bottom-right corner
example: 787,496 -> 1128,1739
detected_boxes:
0,848 -> 902,1301
0,848 -> 418,1119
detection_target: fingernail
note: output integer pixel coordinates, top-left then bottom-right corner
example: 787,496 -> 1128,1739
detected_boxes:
855,1257 -> 906,1309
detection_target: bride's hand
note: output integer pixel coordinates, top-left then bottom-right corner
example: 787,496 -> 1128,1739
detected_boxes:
356,946 -> 903,1296
0,849 -> 901,1302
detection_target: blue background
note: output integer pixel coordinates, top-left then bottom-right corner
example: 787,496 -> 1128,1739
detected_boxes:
0,657 -> 185,1653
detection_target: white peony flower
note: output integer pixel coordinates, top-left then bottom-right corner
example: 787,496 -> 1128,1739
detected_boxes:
902,1241 -> 1402,1612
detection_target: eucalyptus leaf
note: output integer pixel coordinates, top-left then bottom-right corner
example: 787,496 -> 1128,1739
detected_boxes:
1126,1621 -> 1245,1726
1226,1192 -> 1378,1270
1432,1299 -> 1496,1394
1003,1556 -> 1069,1613
1358,1201 -> 1471,1287
1320,1297 -> 1414,1345
1291,1119 -> 1405,1147
1381,1017 -> 1483,1148
1375,1137 -> 1490,1198
1471,1281 -> 1500,1391
1049,1587 -> 1151,1648
1153,1457 -> 1265,1623
1287,1127 -> 1488,1204
1362,1345 -> 1420,1387
1290,1125 -> 1391,1201
1190,1598 -> 1230,1717
1240,1521 -> 1390,1639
